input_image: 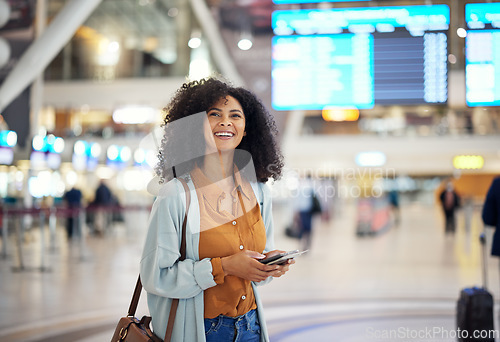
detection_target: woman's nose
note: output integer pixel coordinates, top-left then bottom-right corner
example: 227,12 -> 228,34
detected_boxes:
219,117 -> 232,126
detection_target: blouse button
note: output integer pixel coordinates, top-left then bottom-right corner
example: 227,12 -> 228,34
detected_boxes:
241,295 -> 246,300
233,198 -> 238,203
239,245 -> 244,250
232,221 -> 237,226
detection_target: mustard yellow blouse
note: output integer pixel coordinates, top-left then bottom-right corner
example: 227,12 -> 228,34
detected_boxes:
190,166 -> 267,319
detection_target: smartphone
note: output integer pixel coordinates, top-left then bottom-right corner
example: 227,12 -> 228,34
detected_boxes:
259,250 -> 308,265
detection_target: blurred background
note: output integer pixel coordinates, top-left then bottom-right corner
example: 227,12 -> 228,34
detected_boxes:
0,0 -> 500,341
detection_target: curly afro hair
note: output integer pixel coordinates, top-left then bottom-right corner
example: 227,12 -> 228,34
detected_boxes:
156,76 -> 284,183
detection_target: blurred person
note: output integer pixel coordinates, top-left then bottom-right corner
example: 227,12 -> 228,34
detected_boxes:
482,177 -> 500,256
439,181 -> 461,233
95,179 -> 112,205
388,189 -> 400,226
294,174 -> 320,251
92,179 -> 112,235
63,186 -> 82,239
140,77 -> 293,342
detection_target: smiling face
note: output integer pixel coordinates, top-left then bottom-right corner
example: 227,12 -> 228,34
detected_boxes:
205,95 -> 246,152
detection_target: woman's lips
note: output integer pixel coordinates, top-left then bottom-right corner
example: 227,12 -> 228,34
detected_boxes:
214,131 -> 235,140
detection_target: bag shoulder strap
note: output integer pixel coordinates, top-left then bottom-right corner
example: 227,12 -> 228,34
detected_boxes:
127,176 -> 191,341
127,276 -> 142,317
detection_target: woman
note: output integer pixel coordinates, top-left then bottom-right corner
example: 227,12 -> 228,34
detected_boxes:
140,77 -> 292,342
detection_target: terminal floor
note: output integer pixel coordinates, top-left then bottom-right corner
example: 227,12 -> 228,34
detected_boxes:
0,201 -> 498,342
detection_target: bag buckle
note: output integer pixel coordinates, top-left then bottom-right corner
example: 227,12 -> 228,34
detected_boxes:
118,326 -> 128,340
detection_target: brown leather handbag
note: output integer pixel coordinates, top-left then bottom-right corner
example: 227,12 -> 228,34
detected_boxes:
111,178 -> 191,342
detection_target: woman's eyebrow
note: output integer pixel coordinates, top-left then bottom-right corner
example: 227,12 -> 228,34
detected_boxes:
207,108 -> 243,114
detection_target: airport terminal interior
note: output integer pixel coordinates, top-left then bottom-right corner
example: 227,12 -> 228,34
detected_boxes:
1,0 -> 500,341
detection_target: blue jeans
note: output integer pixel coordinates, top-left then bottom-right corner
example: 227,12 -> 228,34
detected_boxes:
204,309 -> 261,342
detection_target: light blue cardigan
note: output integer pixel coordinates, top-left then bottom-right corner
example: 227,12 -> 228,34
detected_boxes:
140,177 -> 275,342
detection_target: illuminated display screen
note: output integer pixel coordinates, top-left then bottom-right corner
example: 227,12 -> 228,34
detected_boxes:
273,0 -> 369,3
273,34 -> 374,109
465,3 -> 500,107
271,5 -> 449,110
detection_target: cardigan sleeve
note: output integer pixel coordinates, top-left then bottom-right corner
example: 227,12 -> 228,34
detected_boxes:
140,179 -> 217,299
482,178 -> 499,227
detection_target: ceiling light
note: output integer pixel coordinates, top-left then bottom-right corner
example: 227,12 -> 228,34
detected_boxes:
238,39 -> 253,51
74,141 -> 87,156
113,106 -> 158,124
188,37 -> 201,49
355,151 -> 386,167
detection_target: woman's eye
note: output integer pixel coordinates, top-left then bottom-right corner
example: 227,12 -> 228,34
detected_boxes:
208,112 -> 220,117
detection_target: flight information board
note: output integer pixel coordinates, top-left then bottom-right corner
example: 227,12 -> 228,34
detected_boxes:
465,3 -> 500,107
271,5 -> 449,110
273,34 -> 374,109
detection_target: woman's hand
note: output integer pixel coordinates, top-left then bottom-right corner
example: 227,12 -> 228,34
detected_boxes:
264,250 -> 295,278
221,250 -> 283,282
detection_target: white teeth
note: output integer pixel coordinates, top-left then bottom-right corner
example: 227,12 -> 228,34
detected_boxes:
215,132 -> 234,137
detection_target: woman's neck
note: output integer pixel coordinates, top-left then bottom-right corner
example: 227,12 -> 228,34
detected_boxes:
201,150 -> 234,183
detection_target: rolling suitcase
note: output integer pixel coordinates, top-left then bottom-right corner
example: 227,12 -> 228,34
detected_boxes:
456,232 -> 495,342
